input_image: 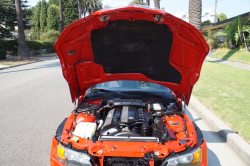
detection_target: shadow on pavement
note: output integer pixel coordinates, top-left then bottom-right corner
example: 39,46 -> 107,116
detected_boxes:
185,107 -> 222,165
0,61 -> 61,74
209,59 -> 226,63
207,146 -> 221,166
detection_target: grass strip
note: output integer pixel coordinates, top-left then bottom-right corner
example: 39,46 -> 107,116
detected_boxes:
211,48 -> 250,64
193,61 -> 250,143
0,59 -> 37,66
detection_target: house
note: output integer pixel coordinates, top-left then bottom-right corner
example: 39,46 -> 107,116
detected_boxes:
202,11 -> 250,34
174,8 -> 218,23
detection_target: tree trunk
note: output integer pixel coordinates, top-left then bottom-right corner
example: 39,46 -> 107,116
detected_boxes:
78,0 -> 82,19
242,33 -> 249,51
189,0 -> 202,32
15,0 -> 30,58
59,0 -> 64,32
154,0 -> 160,9
146,0 -> 150,6
89,8 -> 92,15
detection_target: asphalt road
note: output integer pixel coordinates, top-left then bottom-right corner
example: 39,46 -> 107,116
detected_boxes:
0,59 -> 249,166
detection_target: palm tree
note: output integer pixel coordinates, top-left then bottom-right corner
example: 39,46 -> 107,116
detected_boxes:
188,0 -> 202,32
70,0 -> 84,19
83,0 -> 102,15
15,0 -> 30,58
154,0 -> 160,9
226,16 -> 250,50
131,0 -> 146,5
78,0 -> 83,19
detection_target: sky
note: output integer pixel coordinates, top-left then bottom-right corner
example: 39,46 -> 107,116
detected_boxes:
27,0 -> 250,19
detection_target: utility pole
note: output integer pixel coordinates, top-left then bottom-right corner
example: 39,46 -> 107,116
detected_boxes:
214,0 -> 217,23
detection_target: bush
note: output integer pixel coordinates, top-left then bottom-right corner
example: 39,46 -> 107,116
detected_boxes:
0,40 -> 54,56
207,38 -> 220,50
41,41 -> 53,49
40,30 -> 60,44
0,40 -> 18,54
0,49 -> 7,60
45,47 -> 55,53
219,42 -> 230,48
26,41 -> 42,50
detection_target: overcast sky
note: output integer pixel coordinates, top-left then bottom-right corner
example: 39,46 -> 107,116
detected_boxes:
27,0 -> 250,19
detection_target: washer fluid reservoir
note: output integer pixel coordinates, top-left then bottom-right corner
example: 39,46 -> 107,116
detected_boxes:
73,122 -> 97,140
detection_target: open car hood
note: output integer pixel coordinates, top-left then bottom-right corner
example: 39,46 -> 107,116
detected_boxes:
54,5 -> 209,104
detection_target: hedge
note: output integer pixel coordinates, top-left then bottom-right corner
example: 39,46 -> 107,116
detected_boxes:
26,41 -> 42,50
40,41 -> 53,49
40,30 -> 60,44
0,49 -> 7,60
0,40 -> 54,53
0,40 -> 18,54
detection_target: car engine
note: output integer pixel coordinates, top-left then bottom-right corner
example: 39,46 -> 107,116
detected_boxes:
73,100 -> 186,142
99,105 -> 150,137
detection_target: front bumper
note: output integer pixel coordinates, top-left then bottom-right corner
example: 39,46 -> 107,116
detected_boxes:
50,136 -> 207,166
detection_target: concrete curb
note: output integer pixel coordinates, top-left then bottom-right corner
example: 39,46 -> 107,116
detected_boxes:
0,56 -> 58,70
0,59 -> 44,70
189,95 -> 250,164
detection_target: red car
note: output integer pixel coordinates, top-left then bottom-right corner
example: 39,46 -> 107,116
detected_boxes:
51,4 -> 209,166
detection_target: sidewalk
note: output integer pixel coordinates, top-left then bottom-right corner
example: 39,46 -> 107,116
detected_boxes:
206,56 -> 250,71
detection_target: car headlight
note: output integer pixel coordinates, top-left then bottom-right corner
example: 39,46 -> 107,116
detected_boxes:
57,143 -> 92,166
167,147 -> 202,166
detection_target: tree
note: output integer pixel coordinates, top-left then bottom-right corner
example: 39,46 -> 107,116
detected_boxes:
63,0 -> 78,27
40,29 -> 60,43
48,0 -> 59,6
69,0 -> 84,19
154,0 -> 160,9
218,13 -> 227,22
40,0 -> 47,32
202,20 -> 211,27
131,0 -> 146,5
78,0 -> 82,18
59,0 -> 64,32
0,0 -> 15,38
0,0 -> 31,38
47,4 -> 59,31
189,0 -> 202,32
15,0 -> 30,58
82,0 -> 102,15
33,1 -> 41,39
226,16 -> 250,49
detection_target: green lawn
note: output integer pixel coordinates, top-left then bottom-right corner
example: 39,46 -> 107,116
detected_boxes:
211,48 -> 250,64
193,61 -> 250,143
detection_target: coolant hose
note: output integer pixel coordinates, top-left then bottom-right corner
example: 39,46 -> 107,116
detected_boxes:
97,120 -> 103,130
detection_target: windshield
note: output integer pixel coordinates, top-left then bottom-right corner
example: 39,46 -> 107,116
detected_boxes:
89,81 -> 172,93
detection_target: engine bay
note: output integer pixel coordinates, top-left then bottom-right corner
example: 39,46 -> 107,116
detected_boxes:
72,100 -> 188,143
54,99 -> 201,165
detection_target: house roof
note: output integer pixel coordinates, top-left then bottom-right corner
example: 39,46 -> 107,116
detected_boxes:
202,11 -> 250,33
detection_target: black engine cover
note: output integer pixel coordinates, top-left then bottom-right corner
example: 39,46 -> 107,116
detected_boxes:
99,106 -> 148,135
